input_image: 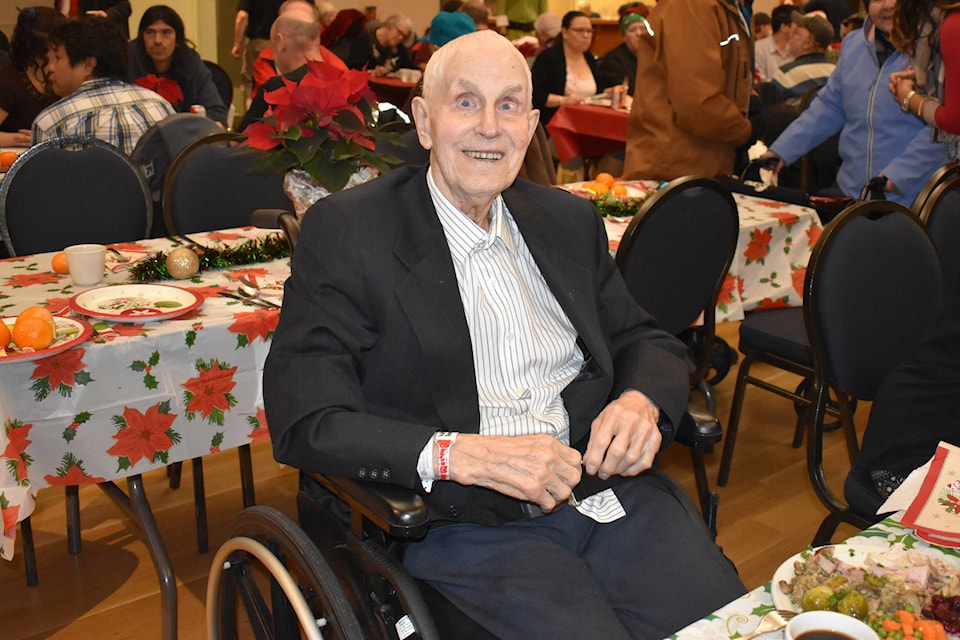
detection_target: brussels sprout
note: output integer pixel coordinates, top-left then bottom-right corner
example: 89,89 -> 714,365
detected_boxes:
836,591 -> 869,619
802,585 -> 836,611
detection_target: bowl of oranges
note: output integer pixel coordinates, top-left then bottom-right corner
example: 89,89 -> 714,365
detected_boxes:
563,173 -> 654,219
0,306 -> 94,363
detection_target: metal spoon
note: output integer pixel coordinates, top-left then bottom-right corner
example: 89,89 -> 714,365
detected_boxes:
236,284 -> 281,309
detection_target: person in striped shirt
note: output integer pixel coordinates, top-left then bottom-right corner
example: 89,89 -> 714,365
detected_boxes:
31,15 -> 174,155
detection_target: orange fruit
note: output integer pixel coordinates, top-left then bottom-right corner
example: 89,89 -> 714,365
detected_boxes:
18,305 -> 55,331
612,184 -> 628,197
592,182 -> 610,195
13,317 -> 54,351
0,321 -> 10,350
595,172 -> 616,188
52,252 -> 69,274
0,150 -> 18,170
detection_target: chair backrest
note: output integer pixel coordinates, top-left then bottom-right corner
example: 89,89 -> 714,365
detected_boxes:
251,208 -> 300,257
614,177 -> 739,380
804,200 -> 943,402
162,132 -> 291,235
918,173 -> 960,299
0,136 -> 153,256
910,161 -> 960,213
203,60 -> 234,109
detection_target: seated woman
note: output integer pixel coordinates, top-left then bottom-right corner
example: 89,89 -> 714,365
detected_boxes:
128,5 -> 228,126
532,11 -> 614,182
0,7 -> 67,147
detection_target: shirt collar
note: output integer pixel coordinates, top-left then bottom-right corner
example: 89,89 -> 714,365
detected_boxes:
426,166 -> 517,262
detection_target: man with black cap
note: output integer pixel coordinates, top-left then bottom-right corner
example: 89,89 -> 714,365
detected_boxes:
767,11 -> 836,106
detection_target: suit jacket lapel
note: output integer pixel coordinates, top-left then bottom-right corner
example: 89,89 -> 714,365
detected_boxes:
392,169 -> 481,433
503,186 -> 607,368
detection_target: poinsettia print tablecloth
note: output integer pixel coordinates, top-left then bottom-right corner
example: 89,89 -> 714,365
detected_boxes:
600,182 -> 823,323
0,227 -> 289,560
670,517 -> 960,639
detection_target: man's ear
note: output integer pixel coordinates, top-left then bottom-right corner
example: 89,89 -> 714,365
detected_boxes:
80,56 -> 97,80
411,96 -> 433,150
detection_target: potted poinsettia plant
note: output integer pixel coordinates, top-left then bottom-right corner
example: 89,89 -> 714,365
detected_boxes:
243,60 -> 400,214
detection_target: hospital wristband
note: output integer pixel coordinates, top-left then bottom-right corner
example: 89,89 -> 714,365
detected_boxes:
436,432 -> 457,481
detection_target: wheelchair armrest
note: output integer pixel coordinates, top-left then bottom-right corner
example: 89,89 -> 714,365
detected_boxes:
674,404 -> 723,449
306,472 -> 432,539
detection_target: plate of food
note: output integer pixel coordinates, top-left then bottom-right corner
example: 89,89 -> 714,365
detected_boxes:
562,181 -> 653,199
70,283 -> 203,323
0,316 -> 93,364
773,543 -> 960,634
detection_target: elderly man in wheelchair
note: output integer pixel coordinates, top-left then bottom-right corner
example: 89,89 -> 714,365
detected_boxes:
207,30 -> 746,640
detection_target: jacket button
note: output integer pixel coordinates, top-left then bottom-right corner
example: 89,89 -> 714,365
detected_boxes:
369,469 -> 380,480
382,469 -> 391,479
357,468 -> 367,478
448,505 -> 462,517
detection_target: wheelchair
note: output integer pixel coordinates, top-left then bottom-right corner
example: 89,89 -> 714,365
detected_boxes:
207,471 -> 499,640
214,211 -> 725,638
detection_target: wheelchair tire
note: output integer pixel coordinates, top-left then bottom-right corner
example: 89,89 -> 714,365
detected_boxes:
326,536 -> 441,640
208,505 -> 363,640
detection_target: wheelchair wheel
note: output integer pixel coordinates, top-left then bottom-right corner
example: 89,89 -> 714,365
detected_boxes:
208,505 -> 363,640
327,536 -> 441,640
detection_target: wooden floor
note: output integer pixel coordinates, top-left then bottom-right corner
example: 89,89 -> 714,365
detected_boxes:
1,321 -> 871,640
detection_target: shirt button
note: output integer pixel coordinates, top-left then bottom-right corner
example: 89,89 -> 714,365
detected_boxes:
506,332 -> 515,342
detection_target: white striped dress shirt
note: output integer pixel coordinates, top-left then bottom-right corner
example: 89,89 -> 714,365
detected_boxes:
417,169 -> 625,522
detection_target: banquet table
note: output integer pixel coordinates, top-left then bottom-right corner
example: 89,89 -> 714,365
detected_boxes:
567,180 -> 824,323
546,103 -> 629,164
671,516 -> 959,638
368,75 -> 417,109
0,227 -> 289,639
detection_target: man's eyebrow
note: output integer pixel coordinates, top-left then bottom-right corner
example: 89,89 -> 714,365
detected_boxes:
453,79 -> 526,98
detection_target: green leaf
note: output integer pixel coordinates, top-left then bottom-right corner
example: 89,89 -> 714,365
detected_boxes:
30,377 -> 51,402
131,360 -> 147,372
148,351 -> 160,366
185,330 -> 196,347
116,456 -> 131,472
143,373 -> 159,390
236,335 -> 249,349
158,400 -> 172,414
75,371 -> 92,386
63,427 -> 76,443
211,432 -> 225,447
74,411 -> 92,424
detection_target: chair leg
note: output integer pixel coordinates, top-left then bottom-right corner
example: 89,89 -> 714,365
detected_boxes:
690,448 -> 719,538
65,485 -> 81,555
238,444 -> 256,508
717,356 -> 755,487
812,511 -> 847,546
792,376 -> 814,448
21,517 -> 38,587
835,391 -> 860,465
167,461 -> 183,490
192,457 -> 208,554
698,379 -> 716,414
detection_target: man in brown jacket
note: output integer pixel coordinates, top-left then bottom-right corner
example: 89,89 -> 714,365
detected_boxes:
623,0 -> 753,181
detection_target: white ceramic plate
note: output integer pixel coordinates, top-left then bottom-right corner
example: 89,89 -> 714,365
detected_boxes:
0,316 -> 93,364
70,283 -> 203,323
772,543 -> 960,612
561,181 -> 651,199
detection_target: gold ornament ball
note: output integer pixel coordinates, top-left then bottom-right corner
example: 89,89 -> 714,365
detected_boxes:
166,247 -> 200,279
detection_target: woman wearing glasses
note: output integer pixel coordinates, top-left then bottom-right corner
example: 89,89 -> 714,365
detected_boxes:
344,13 -> 416,78
531,11 -> 602,127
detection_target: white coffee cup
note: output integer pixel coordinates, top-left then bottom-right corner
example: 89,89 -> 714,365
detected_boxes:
65,244 -> 106,286
785,611 -> 879,640
397,68 -> 422,84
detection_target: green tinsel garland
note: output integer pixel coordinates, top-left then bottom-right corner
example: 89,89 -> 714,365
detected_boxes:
128,235 -> 291,282
591,193 -> 650,218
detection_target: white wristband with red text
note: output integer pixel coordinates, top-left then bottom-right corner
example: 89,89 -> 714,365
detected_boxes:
435,432 -> 457,481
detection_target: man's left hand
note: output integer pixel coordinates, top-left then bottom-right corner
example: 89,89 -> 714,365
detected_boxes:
583,390 -> 661,481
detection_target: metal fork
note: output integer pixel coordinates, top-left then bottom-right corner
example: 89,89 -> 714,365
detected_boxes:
106,247 -> 130,263
739,609 -> 796,640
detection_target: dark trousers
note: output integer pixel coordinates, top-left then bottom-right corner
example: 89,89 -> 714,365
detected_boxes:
403,471 -> 746,639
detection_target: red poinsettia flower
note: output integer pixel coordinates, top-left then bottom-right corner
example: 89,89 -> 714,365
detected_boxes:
107,404 -> 177,467
744,228 -> 773,265
2,502 -> 19,538
135,74 -> 184,106
249,407 -> 270,442
182,361 -> 238,419
5,272 -> 62,288
108,241 -> 150,252
243,60 -> 397,193
791,266 -> 807,297
43,296 -> 73,314
754,296 -> 791,310
44,462 -> 106,486
229,309 -> 280,344
2,420 -> 33,481
771,212 -> 799,228
227,267 -> 270,284
107,323 -> 148,338
31,348 -> 87,390
186,284 -> 229,301
206,231 -> 245,242
806,224 -> 823,248
717,275 -> 738,307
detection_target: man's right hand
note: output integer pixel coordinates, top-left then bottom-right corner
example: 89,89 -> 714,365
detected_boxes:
758,150 -> 784,173
446,434 -> 583,512
231,44 -> 242,58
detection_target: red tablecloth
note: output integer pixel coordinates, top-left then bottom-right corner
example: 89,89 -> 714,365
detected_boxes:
368,76 -> 417,108
546,104 -> 629,163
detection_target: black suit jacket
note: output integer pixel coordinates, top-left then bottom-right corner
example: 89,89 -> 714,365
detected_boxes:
264,165 -> 688,525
